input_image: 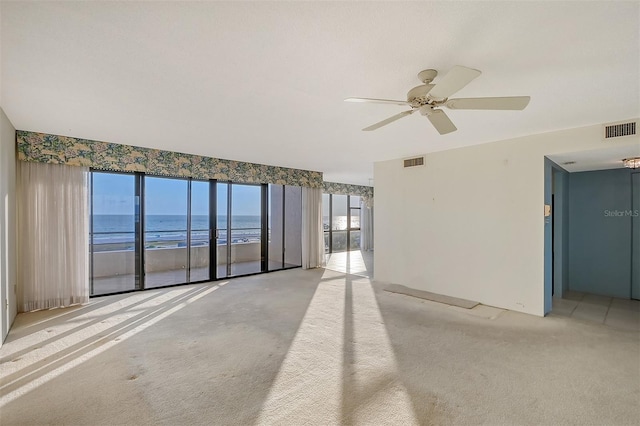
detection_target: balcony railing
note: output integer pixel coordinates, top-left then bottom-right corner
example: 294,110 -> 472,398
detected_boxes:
90,228 -> 264,252
90,228 -> 265,278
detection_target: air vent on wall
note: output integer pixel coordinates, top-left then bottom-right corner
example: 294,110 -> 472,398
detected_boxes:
603,120 -> 636,140
404,156 -> 425,168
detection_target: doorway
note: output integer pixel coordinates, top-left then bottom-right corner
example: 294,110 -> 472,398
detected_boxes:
544,156 -> 640,320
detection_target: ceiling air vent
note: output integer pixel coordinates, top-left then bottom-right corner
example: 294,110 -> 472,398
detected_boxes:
603,120 -> 636,140
404,156 -> 425,168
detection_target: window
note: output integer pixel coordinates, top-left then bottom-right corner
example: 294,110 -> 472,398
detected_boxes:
89,170 -> 303,296
323,194 -> 361,254
269,185 -> 303,270
144,176 -> 189,287
90,172 -> 137,295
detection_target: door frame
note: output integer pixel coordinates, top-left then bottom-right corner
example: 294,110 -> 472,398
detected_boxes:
213,181 -> 266,279
89,172 -> 300,297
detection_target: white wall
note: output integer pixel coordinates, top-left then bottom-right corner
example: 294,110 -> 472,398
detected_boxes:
0,107 -> 17,344
374,121 -> 640,316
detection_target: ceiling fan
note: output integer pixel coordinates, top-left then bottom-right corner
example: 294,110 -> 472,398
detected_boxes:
345,65 -> 530,135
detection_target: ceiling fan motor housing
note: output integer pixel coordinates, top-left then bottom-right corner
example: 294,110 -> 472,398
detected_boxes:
407,84 -> 435,105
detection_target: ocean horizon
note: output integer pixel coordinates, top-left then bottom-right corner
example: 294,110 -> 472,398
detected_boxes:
92,214 -> 262,233
91,214 -> 263,249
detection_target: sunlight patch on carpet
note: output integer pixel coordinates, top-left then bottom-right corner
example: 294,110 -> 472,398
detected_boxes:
256,272 -> 345,425
0,283 -> 224,407
325,250 -> 370,277
347,277 -> 418,425
256,271 -> 417,425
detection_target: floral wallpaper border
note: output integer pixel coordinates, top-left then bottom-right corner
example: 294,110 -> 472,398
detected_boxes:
16,131 -> 324,188
323,181 -> 374,206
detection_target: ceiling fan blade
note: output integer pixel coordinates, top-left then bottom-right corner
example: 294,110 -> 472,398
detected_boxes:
445,96 -> 531,110
427,109 -> 457,135
363,109 -> 415,131
345,97 -> 410,106
427,65 -> 481,100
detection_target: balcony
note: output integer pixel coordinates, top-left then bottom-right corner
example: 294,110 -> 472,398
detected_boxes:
91,230 -> 263,295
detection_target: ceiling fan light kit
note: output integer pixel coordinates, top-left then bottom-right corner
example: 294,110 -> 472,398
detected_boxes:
345,65 -> 531,135
622,157 -> 640,169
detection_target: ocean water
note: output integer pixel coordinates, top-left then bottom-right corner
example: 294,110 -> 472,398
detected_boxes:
92,215 -> 261,233
92,215 -> 262,247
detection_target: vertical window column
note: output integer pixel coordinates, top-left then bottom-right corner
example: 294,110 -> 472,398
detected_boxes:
348,196 -> 361,250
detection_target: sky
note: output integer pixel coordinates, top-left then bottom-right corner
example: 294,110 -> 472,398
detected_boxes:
92,173 -> 262,216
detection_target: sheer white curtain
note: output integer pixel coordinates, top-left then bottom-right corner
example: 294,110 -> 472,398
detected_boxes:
360,201 -> 374,251
17,161 -> 89,312
301,187 -> 324,269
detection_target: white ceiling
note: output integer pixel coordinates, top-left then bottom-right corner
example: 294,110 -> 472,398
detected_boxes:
1,1 -> 639,185
548,143 -> 640,173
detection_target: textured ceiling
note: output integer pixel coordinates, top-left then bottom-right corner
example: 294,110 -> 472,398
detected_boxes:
1,1 -> 639,184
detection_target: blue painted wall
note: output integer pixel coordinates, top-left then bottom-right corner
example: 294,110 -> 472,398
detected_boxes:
632,173 -> 640,299
568,168 -> 636,298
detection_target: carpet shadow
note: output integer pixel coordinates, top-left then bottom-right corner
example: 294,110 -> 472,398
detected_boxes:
4,268 -> 328,425
1,285 -> 211,401
339,250 -> 420,425
0,291 -> 168,363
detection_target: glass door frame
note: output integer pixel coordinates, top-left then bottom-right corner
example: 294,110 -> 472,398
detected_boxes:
90,170 -> 215,295
143,174 -> 190,288
135,171 -> 144,290
213,181 -> 267,279
188,178 -> 214,284
90,172 -> 301,297
214,180 -> 230,278
88,169 -> 144,295
143,174 -> 216,287
348,196 -> 361,250
323,193 -> 361,254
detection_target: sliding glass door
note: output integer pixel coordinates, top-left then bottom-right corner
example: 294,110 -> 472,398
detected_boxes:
190,181 -> 211,282
268,185 -> 302,270
231,184 -> 263,275
216,183 -> 263,278
144,177 -> 189,287
90,172 -> 137,295
216,182 -> 229,279
144,177 -> 214,288
90,171 -> 303,295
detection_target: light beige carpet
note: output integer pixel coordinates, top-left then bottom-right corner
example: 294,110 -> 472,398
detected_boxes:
1,268 -> 639,425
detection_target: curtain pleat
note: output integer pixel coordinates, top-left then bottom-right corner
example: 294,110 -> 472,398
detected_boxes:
17,161 -> 89,312
360,203 -> 374,251
301,187 -> 324,269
